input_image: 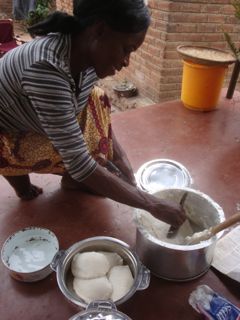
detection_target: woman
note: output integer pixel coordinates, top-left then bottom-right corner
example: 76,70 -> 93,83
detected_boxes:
0,0 -> 186,227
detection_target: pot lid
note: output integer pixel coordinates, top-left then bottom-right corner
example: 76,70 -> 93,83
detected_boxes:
69,300 -> 132,320
136,159 -> 192,193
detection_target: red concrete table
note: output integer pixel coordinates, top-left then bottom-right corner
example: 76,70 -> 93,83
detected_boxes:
0,95 -> 240,319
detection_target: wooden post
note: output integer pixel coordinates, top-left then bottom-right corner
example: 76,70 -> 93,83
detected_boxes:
226,60 -> 240,99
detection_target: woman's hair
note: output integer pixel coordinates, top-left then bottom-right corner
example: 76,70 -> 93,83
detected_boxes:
28,0 -> 150,36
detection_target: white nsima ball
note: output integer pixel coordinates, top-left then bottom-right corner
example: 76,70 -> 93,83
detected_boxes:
73,276 -> 112,303
71,251 -> 110,279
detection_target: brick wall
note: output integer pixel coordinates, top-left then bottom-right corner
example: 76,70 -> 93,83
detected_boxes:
114,0 -> 240,102
0,0 -> 13,18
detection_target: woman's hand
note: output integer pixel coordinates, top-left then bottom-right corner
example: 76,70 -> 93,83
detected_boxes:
143,193 -> 187,227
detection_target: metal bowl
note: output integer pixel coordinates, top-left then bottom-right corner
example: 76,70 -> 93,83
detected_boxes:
69,300 -> 132,320
113,81 -> 137,98
1,227 -> 59,282
51,236 -> 150,309
135,188 -> 225,281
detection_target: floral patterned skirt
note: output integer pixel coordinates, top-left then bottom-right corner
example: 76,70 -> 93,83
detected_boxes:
0,86 -> 113,176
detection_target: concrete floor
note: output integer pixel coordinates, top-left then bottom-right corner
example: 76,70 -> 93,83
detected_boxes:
1,90 -> 240,319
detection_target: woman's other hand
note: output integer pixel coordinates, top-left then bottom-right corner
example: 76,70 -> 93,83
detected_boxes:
113,156 -> 136,186
112,130 -> 136,185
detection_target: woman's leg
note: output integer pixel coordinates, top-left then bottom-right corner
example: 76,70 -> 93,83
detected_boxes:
0,86 -> 112,198
3,175 -> 43,200
0,130 -> 65,200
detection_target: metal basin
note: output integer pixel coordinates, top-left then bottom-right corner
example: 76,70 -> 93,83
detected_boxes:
135,188 -> 225,281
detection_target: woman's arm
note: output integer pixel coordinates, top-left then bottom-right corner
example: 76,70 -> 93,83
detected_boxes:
82,163 -> 186,227
111,130 -> 136,185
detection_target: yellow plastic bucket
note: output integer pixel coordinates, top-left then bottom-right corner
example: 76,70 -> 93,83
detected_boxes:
181,61 -> 227,111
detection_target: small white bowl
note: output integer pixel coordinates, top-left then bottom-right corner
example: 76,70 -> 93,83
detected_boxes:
1,226 -> 59,282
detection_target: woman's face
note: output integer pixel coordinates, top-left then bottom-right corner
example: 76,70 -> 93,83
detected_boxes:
89,25 -> 147,78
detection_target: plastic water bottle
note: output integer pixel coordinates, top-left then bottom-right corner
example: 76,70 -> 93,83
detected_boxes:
189,285 -> 240,320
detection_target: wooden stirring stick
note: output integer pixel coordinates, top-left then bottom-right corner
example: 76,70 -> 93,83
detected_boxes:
186,212 -> 240,245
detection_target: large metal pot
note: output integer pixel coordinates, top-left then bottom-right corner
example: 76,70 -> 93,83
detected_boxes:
135,188 -> 225,281
51,236 -> 150,309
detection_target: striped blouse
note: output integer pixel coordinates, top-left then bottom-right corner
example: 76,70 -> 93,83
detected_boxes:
0,33 -> 98,181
